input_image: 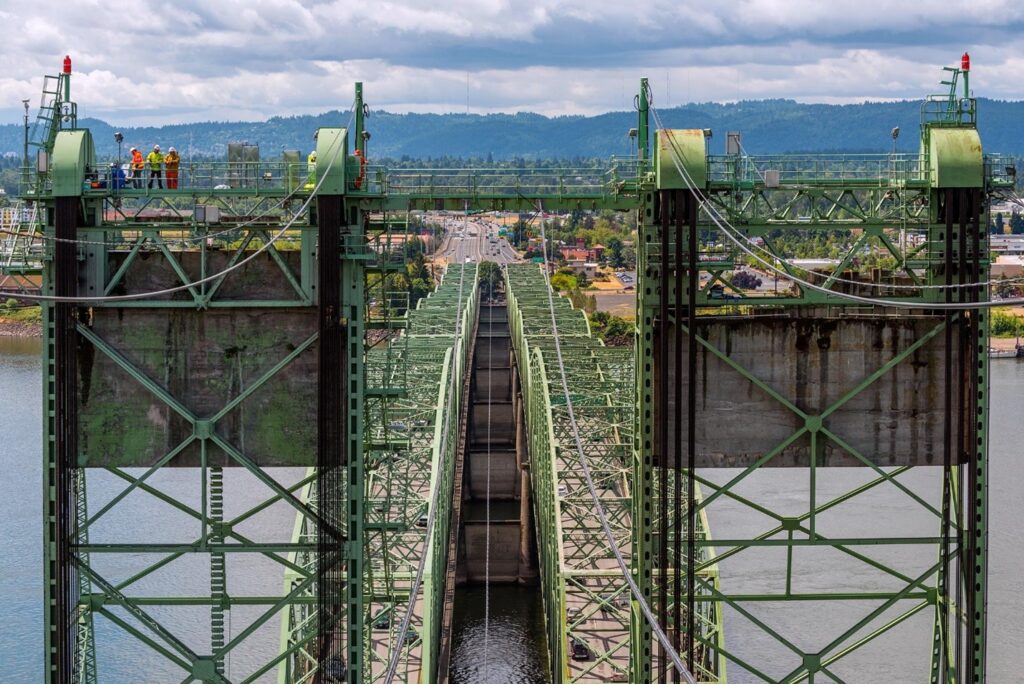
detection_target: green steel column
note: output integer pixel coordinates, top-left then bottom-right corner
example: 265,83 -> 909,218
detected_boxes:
41,236 -> 57,681
638,78 -> 651,166
317,192 -> 354,679
354,83 -> 365,157
633,188 -> 654,684
342,203 -> 367,680
22,100 -> 29,192
973,314 -> 989,684
48,195 -> 80,682
970,187 -> 988,684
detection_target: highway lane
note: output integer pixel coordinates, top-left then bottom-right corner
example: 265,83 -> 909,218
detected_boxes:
431,214 -> 523,266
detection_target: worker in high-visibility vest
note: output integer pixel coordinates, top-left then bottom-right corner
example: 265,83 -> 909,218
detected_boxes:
354,148 -> 367,190
164,147 -> 180,190
146,145 -> 164,189
129,147 -> 145,188
305,151 -> 317,189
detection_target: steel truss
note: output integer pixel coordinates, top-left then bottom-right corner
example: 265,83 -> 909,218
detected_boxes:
43,202 -> 330,683
506,263 -> 726,683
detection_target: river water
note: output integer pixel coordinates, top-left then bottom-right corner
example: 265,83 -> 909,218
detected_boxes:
0,337 -> 1020,681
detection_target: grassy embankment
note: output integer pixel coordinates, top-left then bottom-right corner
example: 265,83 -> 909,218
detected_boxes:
0,302 -> 42,336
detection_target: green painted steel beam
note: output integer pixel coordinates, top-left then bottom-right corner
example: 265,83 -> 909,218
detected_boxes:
505,263 -> 725,684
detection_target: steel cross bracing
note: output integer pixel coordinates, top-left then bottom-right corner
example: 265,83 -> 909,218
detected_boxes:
637,188 -> 989,682
505,263 -> 726,683
364,263 -> 477,683
0,201 -> 44,287
279,263 -> 476,684
40,208 -> 329,683
638,60 -> 1000,681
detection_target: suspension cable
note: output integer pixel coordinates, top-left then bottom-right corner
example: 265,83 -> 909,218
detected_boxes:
534,216 -> 698,684
649,103 -> 1020,311
484,213 -> 493,682
708,140 -> 1024,292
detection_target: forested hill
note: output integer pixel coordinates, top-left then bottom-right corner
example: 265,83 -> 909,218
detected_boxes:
1,98 -> 1023,159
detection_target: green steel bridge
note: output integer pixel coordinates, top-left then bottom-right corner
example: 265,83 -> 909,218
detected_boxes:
7,56 -> 1020,683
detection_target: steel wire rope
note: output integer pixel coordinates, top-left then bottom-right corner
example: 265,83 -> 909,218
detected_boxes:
0,104 -> 355,303
484,215 -> 493,682
532,213 -> 699,684
383,242 -> 470,684
654,106 -> 1024,294
0,184 -> 308,248
649,103 -> 1024,311
663,124 -> 1015,292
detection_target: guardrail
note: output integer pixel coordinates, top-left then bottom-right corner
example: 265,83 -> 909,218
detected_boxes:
375,158 -> 642,197
84,161 -> 311,193
707,153 -> 929,185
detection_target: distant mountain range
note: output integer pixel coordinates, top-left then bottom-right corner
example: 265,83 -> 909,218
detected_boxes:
1,98 -> 1022,159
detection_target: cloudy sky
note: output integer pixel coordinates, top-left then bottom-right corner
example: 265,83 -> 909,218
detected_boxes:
1,0 -> 1023,125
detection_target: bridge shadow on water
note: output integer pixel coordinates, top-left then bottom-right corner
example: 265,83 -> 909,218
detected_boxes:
450,584 -> 550,684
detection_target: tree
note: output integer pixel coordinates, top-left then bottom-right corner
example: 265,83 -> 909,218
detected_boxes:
731,271 -> 763,290
478,261 -> 502,299
619,246 -> 636,270
1011,212 -> 1024,235
606,237 -> 624,267
405,236 -> 425,258
404,253 -> 433,307
992,212 -> 1005,235
586,310 -> 633,345
550,272 -> 577,292
605,317 -> 631,338
567,287 -> 596,314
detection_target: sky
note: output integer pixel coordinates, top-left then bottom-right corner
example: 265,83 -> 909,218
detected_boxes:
1,0 -> 1023,126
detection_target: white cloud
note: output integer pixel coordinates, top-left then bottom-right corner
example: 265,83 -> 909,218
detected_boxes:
0,0 -> 1022,124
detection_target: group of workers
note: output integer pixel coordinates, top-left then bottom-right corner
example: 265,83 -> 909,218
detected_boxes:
126,144 -> 180,189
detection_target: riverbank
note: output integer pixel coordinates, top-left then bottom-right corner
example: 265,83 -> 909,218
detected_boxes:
0,307 -> 41,337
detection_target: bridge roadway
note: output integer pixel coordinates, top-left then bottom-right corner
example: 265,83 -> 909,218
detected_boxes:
432,215 -> 521,265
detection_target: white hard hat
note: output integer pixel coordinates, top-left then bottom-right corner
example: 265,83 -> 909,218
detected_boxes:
154,144 -> 160,151
168,146 -> 175,152
130,147 -> 137,152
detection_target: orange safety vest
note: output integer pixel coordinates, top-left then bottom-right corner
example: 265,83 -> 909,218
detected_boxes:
131,150 -> 144,171
354,150 -> 367,189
